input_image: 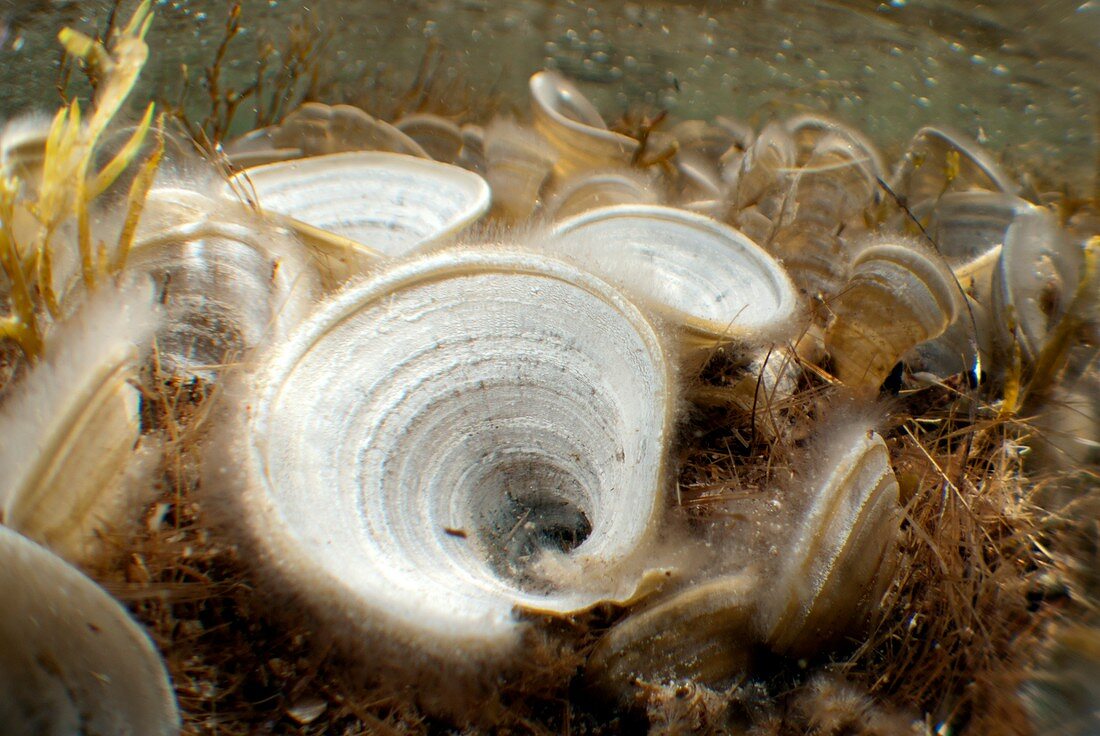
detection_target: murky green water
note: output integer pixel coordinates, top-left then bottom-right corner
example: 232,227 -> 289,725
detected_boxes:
0,0 -> 1097,193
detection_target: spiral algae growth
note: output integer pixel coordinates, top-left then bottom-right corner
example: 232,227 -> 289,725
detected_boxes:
0,1 -> 1097,734
205,248 -> 676,717
546,204 -> 799,371
226,150 -> 492,276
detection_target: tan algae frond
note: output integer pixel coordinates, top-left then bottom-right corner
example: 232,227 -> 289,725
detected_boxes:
0,0 -> 163,362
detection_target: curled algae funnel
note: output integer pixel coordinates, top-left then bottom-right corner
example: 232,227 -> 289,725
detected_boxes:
206,248 -> 674,715
0,1 -> 1097,734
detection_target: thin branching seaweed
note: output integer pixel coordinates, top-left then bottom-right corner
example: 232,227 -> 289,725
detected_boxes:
163,2 -> 328,156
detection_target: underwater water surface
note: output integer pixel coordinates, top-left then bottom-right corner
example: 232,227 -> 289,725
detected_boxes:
0,0 -> 1097,193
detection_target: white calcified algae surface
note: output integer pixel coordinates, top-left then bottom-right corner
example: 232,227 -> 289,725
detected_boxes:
214,250 -> 673,657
